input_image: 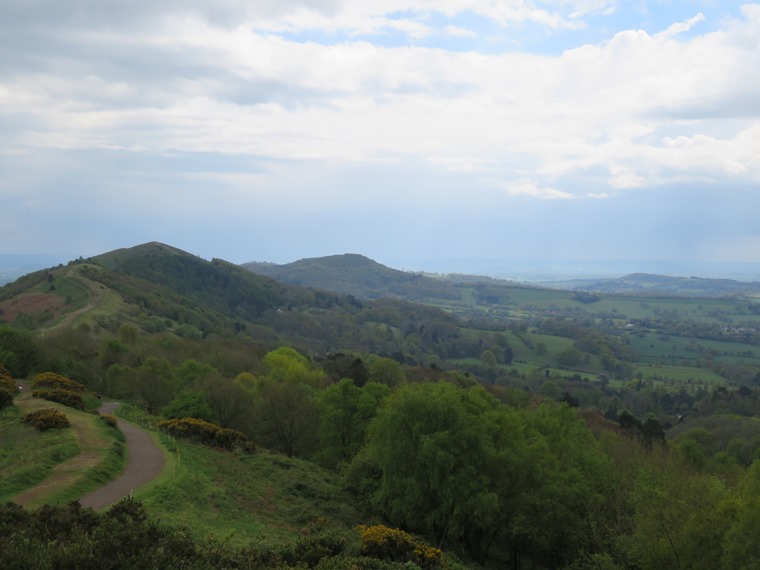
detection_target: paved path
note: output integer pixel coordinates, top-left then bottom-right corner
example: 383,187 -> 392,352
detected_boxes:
79,403 -> 165,510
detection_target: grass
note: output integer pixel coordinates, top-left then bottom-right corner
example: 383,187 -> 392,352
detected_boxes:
630,332 -> 760,366
115,404 -> 363,547
0,405 -> 80,500
1,391 -> 127,507
633,363 -> 727,385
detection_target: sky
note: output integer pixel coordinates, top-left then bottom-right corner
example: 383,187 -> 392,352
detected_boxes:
1,1 -> 760,278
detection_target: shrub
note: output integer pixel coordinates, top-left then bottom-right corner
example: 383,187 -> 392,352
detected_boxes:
99,413 -> 118,428
33,388 -> 85,410
0,372 -> 18,395
0,388 -> 14,411
158,417 -> 255,452
32,372 -> 85,393
358,525 -> 444,569
21,408 -> 70,431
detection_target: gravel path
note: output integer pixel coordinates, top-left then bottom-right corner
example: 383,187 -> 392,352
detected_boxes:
79,403 -> 165,510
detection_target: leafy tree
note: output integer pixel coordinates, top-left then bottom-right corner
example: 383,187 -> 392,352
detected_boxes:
163,390 -> 216,423
368,357 -> 406,388
360,382 -> 500,549
136,356 -> 174,414
253,379 -> 318,457
316,379 -> 390,468
264,346 -> 327,387
200,377 -> 253,432
174,359 -> 219,388
0,325 -> 41,377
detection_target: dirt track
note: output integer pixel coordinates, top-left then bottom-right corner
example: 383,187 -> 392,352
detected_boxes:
79,403 -> 165,510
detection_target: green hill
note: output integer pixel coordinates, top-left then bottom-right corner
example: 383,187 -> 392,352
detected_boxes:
244,253 -> 461,301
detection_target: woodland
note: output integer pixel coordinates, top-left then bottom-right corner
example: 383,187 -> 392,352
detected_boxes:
2,242 -> 760,569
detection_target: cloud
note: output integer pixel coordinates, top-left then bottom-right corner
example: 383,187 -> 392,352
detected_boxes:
659,12 -> 705,38
502,179 -> 575,199
1,1 -> 759,265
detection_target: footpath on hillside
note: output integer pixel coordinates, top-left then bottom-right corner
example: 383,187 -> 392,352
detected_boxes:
78,402 -> 165,510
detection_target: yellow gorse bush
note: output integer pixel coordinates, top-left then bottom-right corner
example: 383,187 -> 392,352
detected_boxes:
358,524 -> 444,569
32,372 -> 85,393
158,417 -> 255,452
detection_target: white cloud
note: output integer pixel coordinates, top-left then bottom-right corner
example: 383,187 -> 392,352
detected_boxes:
445,25 -> 477,38
659,12 -> 705,38
502,179 -> 574,199
2,0 -> 760,265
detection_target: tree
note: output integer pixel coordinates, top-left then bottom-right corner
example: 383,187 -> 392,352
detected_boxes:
263,346 -> 326,387
163,390 -> 216,423
253,379 -> 318,457
136,357 -> 174,414
480,350 -> 497,367
315,379 -> 390,468
360,382 -> 500,549
368,357 -> 406,388
200,378 -> 253,432
0,325 -> 41,378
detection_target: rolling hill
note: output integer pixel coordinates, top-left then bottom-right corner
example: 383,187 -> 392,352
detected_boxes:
244,253 -> 462,301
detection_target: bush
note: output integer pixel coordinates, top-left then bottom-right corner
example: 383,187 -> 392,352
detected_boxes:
21,408 -> 70,431
33,388 -> 85,410
0,372 -> 18,395
158,417 -> 255,452
0,388 -> 14,411
358,525 -> 444,569
32,372 -> 85,393
99,413 -> 118,428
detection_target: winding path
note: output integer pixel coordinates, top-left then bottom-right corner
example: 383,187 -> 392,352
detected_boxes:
78,403 -> 166,510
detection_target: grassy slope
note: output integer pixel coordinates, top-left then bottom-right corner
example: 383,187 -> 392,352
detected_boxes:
117,405 -> 363,547
0,394 -> 126,507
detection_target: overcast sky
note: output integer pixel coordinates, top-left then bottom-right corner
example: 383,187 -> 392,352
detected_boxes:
1,1 -> 759,276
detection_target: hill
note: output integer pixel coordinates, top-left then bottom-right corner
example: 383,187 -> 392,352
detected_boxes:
244,253 -> 461,301
0,243 -> 469,366
544,272 -> 760,297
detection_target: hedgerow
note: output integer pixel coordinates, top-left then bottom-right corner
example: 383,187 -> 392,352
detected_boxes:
158,417 -> 256,452
21,408 -> 71,431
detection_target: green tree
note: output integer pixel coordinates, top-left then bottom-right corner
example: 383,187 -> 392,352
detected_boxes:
360,382 -> 500,549
253,379 -> 318,457
136,357 -> 174,414
0,325 -> 41,377
200,377 -> 253,432
264,346 -> 326,387
163,390 -> 215,423
368,357 -> 406,388
315,379 -> 390,468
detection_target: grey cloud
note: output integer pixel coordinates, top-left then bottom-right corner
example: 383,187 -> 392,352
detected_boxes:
0,0 -> 344,30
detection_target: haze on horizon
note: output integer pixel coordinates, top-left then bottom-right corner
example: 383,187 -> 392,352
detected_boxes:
1,1 -> 759,278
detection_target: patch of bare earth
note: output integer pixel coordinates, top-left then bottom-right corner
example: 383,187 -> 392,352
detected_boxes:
0,293 -> 65,323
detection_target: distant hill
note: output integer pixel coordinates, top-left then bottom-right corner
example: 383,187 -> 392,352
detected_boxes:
544,273 -> 760,297
0,243 -> 464,361
243,253 -> 461,301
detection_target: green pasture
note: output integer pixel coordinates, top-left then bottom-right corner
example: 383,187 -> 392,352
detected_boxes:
630,332 -> 760,366
633,363 -> 726,385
